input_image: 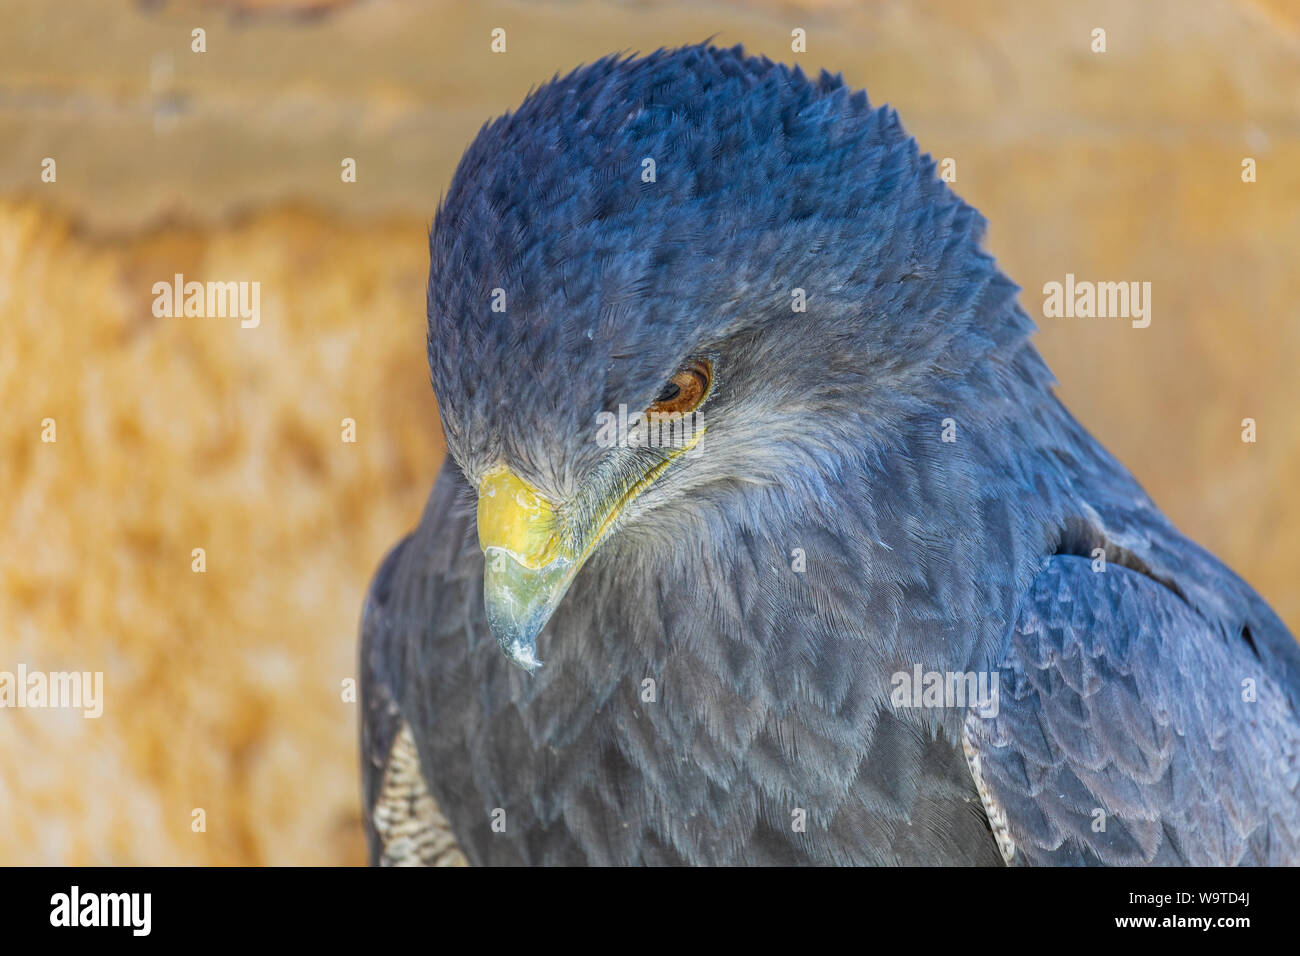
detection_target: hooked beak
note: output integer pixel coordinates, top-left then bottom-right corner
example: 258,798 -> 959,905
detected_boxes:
475,427 -> 704,672
476,467 -> 579,673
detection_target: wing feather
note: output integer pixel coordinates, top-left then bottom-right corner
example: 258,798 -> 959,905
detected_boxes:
966,556 -> 1300,865
358,460 -> 477,867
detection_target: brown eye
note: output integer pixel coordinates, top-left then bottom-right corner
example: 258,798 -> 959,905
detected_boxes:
648,358 -> 712,415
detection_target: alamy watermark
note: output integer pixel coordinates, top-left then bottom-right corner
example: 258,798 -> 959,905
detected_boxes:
0,665 -> 103,718
50,886 -> 150,936
1043,273 -> 1151,329
890,665 -> 999,718
595,405 -> 705,455
152,273 -> 260,328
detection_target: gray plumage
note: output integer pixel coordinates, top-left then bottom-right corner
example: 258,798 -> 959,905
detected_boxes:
359,44 -> 1300,865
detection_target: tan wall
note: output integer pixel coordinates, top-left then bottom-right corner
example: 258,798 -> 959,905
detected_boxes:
1,0 -> 1296,864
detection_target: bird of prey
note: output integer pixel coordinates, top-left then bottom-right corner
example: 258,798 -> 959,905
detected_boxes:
359,43 -> 1300,866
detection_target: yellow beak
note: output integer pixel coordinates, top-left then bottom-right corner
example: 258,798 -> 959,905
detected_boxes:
476,467 -> 582,671
476,424 -> 706,671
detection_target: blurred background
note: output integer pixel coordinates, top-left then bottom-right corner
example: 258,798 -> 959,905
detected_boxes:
1,0 -> 1296,864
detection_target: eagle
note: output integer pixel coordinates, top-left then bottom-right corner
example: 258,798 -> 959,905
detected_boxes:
359,44 -> 1300,866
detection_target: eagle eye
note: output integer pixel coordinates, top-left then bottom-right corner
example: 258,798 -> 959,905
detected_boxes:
648,358 -> 712,416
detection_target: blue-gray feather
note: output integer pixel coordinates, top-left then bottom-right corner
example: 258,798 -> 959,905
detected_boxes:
968,558 -> 1300,864
356,43 -> 1300,865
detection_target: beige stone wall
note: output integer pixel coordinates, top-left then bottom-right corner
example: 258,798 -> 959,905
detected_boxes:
1,0 -> 1296,864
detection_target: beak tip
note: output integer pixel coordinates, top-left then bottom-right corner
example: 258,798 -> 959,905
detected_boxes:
501,637 -> 543,674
